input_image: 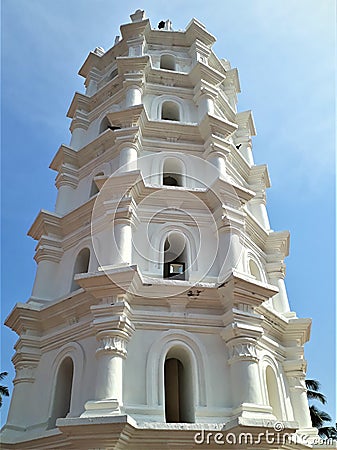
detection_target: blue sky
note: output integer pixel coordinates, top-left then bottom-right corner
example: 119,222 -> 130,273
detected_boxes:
1,0 -> 335,426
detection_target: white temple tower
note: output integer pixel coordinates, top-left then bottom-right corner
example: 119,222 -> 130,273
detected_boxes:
1,10 -> 321,449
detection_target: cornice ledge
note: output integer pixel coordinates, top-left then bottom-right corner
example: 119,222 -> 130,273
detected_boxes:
5,302 -> 41,335
27,209 -> 62,241
185,18 -> 216,47
236,110 -> 256,137
248,164 -> 271,189
265,230 -> 290,258
120,18 -> 151,42
49,144 -> 78,172
199,113 -> 238,141
74,265 -> 142,299
218,270 -> 278,305
210,176 -> 255,205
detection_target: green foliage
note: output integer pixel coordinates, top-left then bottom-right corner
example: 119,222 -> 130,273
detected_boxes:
306,379 -> 336,439
0,371 -> 9,408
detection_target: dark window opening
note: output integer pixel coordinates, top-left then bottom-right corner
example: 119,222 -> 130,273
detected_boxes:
163,158 -> 184,187
71,248 -> 90,291
164,353 -> 194,423
90,172 -> 104,197
161,101 -> 180,121
160,54 -> 175,71
163,233 -> 187,280
48,357 -> 74,429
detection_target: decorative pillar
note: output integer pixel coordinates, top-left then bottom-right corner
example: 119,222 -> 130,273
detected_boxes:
236,137 -> 254,166
54,167 -> 78,215
220,279 -> 283,421
94,333 -> 127,406
85,68 -> 100,97
82,298 -> 134,417
194,85 -> 217,121
69,111 -> 89,150
267,263 -> 291,314
218,209 -> 246,279
127,35 -> 145,57
235,110 -> 256,166
69,125 -> 86,150
208,152 -> 226,177
221,68 -> 239,111
6,332 -> 40,427
283,362 -> 313,429
125,85 -> 142,107
31,240 -> 62,300
113,219 -> 132,265
249,192 -> 271,230
119,144 -> 138,172
227,338 -> 264,407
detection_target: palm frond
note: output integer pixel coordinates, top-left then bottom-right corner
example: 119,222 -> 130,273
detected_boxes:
0,372 -> 8,381
310,405 -> 332,428
319,426 -> 337,439
0,386 -> 9,397
305,379 -> 321,391
306,390 -> 327,404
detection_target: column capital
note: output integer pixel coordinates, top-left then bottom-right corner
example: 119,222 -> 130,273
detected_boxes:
34,238 -> 63,263
266,261 -> 286,280
13,363 -> 38,385
69,111 -> 90,133
226,338 -> 259,364
193,81 -> 218,103
96,333 -> 129,358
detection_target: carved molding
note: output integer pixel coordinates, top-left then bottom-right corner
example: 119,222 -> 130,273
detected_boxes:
14,363 -> 38,384
96,335 -> 128,358
227,340 -> 259,364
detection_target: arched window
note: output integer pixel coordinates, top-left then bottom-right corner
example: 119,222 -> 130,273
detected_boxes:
71,248 -> 90,291
160,54 -> 175,71
249,259 -> 262,281
109,68 -> 118,80
161,101 -> 180,121
164,347 -> 194,423
163,232 -> 187,280
90,172 -> 104,197
49,357 -> 74,428
99,116 -> 110,134
266,366 -> 282,419
163,158 -> 184,187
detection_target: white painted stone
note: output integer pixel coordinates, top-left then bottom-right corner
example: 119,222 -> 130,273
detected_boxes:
1,11 -> 319,450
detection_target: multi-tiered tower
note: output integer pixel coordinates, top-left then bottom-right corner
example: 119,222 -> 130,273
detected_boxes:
2,10 -> 318,449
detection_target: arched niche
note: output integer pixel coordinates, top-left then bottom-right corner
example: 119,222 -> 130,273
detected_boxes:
99,116 -> 110,134
160,54 -> 175,71
249,259 -> 262,281
266,366 -> 283,420
146,330 -> 208,410
161,101 -> 180,121
164,346 -> 195,423
163,232 -> 187,280
71,248 -> 90,291
48,357 -> 74,428
162,157 -> 185,187
89,171 -> 104,197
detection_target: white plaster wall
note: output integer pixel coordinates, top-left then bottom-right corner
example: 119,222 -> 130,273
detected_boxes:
4,336 -> 97,436
147,48 -> 192,72
123,329 -> 231,419
49,239 -> 98,299
144,93 -> 198,123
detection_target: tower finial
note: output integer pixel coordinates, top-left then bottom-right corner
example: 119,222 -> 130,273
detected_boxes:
130,9 -> 146,23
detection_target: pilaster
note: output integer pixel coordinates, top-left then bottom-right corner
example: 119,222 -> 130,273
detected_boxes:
82,296 -> 135,417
